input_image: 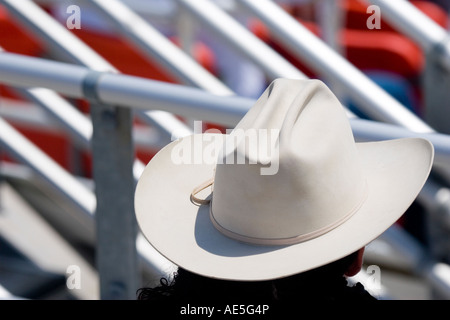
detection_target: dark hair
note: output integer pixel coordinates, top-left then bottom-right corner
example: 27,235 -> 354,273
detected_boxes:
137,251 -> 376,302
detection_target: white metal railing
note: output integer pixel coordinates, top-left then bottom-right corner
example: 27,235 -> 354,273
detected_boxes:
1,0 -> 192,140
2,53 -> 450,165
0,0 -> 193,299
2,51 -> 450,170
0,112 -> 176,294
236,0 -> 434,133
86,0 -> 235,95
0,115 -> 96,223
368,0 -> 450,70
174,0 -> 307,81
0,95 -> 165,152
367,0 -> 450,141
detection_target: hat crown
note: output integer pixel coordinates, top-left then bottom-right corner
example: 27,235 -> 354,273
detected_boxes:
211,79 -> 367,244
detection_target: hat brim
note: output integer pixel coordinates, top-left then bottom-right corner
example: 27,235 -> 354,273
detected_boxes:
135,134 -> 433,281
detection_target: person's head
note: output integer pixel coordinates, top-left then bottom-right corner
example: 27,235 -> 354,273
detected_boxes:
135,79 -> 433,294
137,248 -> 366,302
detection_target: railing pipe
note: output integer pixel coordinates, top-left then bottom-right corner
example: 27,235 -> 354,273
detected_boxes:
19,87 -> 92,146
350,118 -> 450,169
378,224 -> 450,299
13,85 -> 151,180
367,0 -> 450,138
174,0 -> 307,81
1,53 -> 450,167
86,0 -> 234,96
0,116 -> 96,228
0,116 -> 175,291
0,0 -> 192,140
368,0 -> 450,71
236,0 -> 434,134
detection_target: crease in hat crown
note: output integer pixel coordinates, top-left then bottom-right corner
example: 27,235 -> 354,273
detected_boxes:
209,79 -> 368,245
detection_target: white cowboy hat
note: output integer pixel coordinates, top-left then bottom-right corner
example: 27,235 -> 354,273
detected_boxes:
134,79 -> 434,281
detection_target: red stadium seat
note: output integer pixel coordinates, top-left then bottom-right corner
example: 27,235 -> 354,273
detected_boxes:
250,18 -> 423,78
